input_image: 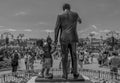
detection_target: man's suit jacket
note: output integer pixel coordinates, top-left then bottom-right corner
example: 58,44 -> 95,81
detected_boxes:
54,10 -> 82,43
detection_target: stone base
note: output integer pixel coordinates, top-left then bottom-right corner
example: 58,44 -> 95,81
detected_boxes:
35,74 -> 93,83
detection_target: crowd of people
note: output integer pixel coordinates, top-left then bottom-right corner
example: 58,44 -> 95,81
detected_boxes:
0,40 -> 119,79
0,3 -> 119,80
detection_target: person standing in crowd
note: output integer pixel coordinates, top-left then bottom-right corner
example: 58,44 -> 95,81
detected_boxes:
98,51 -> 103,67
78,52 -> 84,68
28,51 -> 35,72
90,52 -> 94,64
84,51 -> 89,64
11,50 -> 20,76
102,51 -> 109,67
24,52 -> 28,70
25,51 -> 31,71
54,3 -> 82,79
109,52 -> 120,80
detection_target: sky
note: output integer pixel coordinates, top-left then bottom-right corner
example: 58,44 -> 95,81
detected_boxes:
0,0 -> 120,39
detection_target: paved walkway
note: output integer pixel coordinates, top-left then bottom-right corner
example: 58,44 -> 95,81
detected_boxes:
0,58 -> 119,83
0,58 -> 111,75
83,58 -> 110,72
27,75 -> 90,83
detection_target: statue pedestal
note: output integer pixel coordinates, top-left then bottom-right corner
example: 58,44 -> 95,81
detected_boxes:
35,74 -> 93,83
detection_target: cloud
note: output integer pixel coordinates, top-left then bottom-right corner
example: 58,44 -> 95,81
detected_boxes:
0,29 -> 5,31
99,29 -> 110,33
38,22 -> 48,25
116,31 -> 120,33
41,29 -> 54,33
15,11 -> 27,16
7,29 -> 17,31
0,29 -> 17,31
78,30 -> 86,33
0,26 -> 5,28
109,10 -> 120,17
78,27 -> 91,33
78,30 -> 84,33
24,29 -> 32,32
0,28 -> 33,32
92,25 -> 97,29
90,31 -> 99,35
35,22 -> 49,26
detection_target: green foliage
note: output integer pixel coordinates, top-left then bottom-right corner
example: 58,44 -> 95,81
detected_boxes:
105,36 -> 119,50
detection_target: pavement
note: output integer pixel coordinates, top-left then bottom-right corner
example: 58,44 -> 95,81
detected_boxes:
0,58 -> 111,75
0,58 -> 119,83
28,72 -> 91,83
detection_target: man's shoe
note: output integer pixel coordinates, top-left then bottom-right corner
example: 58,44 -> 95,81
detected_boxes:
45,73 -> 53,79
71,70 -> 73,74
62,74 -> 68,79
73,73 -> 79,79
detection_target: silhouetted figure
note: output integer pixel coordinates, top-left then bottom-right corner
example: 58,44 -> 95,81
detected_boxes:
6,37 -> 9,45
54,3 -> 82,79
109,52 -> 120,80
11,50 -> 19,76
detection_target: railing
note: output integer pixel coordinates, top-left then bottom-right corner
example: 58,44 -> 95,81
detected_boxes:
0,68 -> 120,83
79,69 -> 120,82
0,61 -> 11,70
0,71 -> 34,83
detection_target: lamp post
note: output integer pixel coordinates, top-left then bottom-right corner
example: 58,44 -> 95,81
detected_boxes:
89,33 -> 95,50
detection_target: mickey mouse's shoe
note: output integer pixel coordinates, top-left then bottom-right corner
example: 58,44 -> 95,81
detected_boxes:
45,73 -> 53,79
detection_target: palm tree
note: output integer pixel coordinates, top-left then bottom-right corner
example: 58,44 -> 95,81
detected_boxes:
106,31 -> 119,50
17,34 -> 25,45
100,36 -> 103,45
106,31 -> 120,38
89,33 -> 95,38
1,32 -> 14,45
88,33 -> 95,51
1,32 -> 14,39
89,32 -> 95,43
17,34 -> 24,40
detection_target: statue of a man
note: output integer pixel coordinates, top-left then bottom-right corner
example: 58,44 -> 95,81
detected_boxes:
54,3 -> 82,79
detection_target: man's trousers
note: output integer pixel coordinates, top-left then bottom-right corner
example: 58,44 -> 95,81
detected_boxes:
60,41 -> 78,76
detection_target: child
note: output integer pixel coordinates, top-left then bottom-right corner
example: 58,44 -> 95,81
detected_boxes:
109,52 -> 120,80
25,52 -> 31,71
11,50 -> 20,77
40,39 -> 56,79
78,52 -> 84,68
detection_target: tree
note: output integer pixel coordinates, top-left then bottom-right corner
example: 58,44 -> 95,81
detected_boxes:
89,33 -> 95,38
89,32 -> 95,43
47,35 -> 52,44
17,34 -> 24,40
1,32 -> 14,45
17,34 -> 25,45
106,31 -> 119,50
36,39 -> 44,47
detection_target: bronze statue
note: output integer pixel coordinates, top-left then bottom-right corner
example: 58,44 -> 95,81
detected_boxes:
54,3 -> 82,79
